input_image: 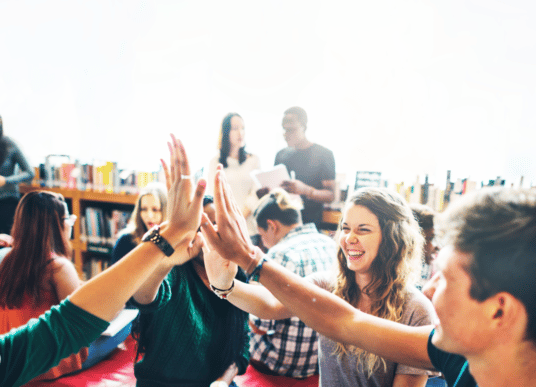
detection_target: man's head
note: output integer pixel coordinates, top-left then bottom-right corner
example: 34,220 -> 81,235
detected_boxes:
282,106 -> 307,148
410,203 -> 438,265
254,188 -> 302,249
430,188 -> 536,356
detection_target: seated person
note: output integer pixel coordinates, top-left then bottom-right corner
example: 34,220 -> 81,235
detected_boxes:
129,194 -> 250,387
249,188 -> 336,378
0,135 -> 211,387
111,182 -> 167,265
204,169 -> 536,387
410,203 -> 439,290
204,184 -> 437,387
0,191 -> 87,383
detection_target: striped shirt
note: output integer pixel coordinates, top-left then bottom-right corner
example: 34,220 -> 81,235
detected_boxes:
250,223 -> 336,378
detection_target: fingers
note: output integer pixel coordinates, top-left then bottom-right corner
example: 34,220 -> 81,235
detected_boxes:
219,168 -> 236,216
214,168 -> 230,221
167,141 -> 178,182
189,232 -> 204,257
171,134 -> 191,178
160,159 -> 171,191
200,212 -> 220,248
199,213 -> 215,251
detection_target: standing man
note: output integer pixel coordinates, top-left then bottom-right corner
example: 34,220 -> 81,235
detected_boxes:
275,107 -> 336,230
249,188 -> 336,378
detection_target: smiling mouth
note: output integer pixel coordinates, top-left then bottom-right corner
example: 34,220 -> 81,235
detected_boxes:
347,251 -> 365,260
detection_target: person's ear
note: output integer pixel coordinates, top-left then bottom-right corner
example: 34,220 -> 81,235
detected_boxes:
266,219 -> 278,233
488,292 -> 524,334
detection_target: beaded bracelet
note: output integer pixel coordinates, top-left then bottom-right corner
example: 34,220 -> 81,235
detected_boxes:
246,258 -> 267,283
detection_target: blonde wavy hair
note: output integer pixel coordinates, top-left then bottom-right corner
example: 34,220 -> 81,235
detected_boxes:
127,182 -> 168,244
332,187 -> 423,375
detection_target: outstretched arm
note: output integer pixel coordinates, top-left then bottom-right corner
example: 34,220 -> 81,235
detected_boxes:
71,135 -> 206,321
201,167 -> 434,371
201,233 -> 292,319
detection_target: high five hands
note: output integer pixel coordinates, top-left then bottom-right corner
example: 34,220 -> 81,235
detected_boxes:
201,164 -> 263,274
159,134 -> 206,265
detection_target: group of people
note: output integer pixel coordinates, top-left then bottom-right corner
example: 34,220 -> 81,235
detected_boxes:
0,120 -> 534,387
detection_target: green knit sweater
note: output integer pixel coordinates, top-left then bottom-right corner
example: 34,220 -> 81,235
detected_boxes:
131,263 -> 249,387
0,299 -> 108,387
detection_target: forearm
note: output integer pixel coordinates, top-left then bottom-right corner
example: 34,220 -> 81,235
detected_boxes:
70,226 -> 186,321
226,280 -> 293,320
305,186 -> 334,203
256,259 -> 435,370
132,262 -> 173,305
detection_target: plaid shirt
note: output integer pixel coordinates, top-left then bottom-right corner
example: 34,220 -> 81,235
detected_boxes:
250,223 -> 336,378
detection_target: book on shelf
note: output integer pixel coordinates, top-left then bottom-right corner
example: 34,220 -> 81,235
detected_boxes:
83,207 -> 132,248
83,257 -> 110,280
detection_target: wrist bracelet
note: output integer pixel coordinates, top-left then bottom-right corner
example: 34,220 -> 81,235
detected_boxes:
246,258 -> 267,283
210,280 -> 235,299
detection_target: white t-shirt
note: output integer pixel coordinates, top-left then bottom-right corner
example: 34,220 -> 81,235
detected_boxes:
206,154 -> 260,234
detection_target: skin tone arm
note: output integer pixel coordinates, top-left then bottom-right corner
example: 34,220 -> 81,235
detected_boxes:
51,258 -> 83,301
69,135 -> 206,321
280,178 -> 335,203
201,167 -> 435,371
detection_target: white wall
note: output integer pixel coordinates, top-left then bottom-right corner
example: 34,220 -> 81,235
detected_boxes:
1,0 -> 535,189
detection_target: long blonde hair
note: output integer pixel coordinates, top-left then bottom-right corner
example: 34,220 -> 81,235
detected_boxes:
127,183 -> 168,244
332,187 -> 423,375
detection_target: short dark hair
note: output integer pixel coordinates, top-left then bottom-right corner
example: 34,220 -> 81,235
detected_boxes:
439,188 -> 536,342
410,203 -> 435,230
254,188 -> 302,229
283,106 -> 307,130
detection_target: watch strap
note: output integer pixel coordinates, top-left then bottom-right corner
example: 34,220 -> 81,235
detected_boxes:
142,225 -> 175,257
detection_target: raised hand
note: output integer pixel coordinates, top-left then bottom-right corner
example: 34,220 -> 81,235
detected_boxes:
164,134 -> 205,241
200,165 -> 259,272
200,214 -> 238,290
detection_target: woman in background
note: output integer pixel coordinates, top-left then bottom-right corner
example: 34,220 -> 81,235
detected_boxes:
206,112 -> 260,238
111,182 -> 167,265
0,115 -> 35,234
0,191 -> 84,384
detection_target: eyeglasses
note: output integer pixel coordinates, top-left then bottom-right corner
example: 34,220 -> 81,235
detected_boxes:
64,214 -> 77,227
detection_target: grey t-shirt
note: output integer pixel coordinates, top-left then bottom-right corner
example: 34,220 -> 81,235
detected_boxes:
311,272 -> 437,387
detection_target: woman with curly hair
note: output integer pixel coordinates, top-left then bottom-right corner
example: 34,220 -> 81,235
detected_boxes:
204,187 -> 437,386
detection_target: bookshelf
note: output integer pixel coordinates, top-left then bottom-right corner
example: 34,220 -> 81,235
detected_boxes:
19,185 -> 137,279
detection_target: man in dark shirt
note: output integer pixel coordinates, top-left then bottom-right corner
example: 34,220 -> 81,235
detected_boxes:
273,107 -> 336,229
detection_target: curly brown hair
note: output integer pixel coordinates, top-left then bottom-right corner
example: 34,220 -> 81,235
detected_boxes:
332,187 -> 423,375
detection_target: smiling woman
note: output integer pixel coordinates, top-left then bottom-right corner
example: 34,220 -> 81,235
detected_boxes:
111,182 -> 167,266
203,186 -> 439,387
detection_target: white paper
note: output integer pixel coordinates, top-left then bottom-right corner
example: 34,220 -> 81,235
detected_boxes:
102,308 -> 139,336
250,164 -> 291,190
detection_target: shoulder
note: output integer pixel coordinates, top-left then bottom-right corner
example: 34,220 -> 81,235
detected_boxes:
48,256 -> 78,282
401,286 -> 437,325
49,256 -> 76,271
275,147 -> 294,160
310,143 -> 334,159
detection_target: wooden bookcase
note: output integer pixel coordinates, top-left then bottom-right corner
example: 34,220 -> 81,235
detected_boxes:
19,185 -> 137,279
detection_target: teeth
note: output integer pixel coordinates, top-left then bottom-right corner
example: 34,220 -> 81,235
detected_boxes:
348,251 -> 364,257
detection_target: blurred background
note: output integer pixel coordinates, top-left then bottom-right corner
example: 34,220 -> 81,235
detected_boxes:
1,0 -> 535,188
